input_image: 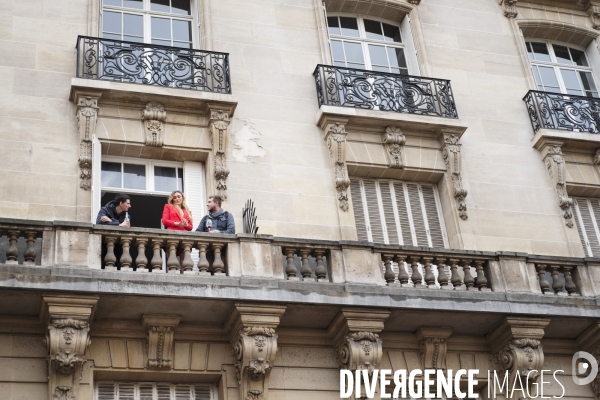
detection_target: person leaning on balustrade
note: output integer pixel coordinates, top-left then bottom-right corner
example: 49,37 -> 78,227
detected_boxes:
96,193 -> 131,227
161,190 -> 193,231
196,195 -> 235,234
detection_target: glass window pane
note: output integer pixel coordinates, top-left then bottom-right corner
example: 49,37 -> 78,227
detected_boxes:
553,45 -> 572,65
343,41 -> 364,64
151,17 -> 171,39
172,19 -> 191,42
171,0 -> 191,15
531,42 -> 551,62
178,168 -> 184,191
532,66 -> 542,86
327,16 -> 340,35
364,19 -> 383,41
172,41 -> 192,49
560,69 -> 582,91
333,61 -> 346,67
580,71 -> 598,96
526,42 -> 534,60
152,39 -> 172,46
372,65 -> 390,72
331,40 -> 345,62
123,0 -> 142,9
103,0 -> 121,6
368,44 -> 388,66
538,66 -> 559,87
382,23 -> 401,43
151,0 -> 170,13
103,33 -> 122,41
123,163 -> 146,190
103,11 -> 122,34
123,13 -> 143,36
123,35 -> 143,43
347,62 -> 365,69
571,48 -> 589,67
101,162 -> 121,188
388,47 -> 408,69
154,166 -> 177,192
339,17 -> 359,37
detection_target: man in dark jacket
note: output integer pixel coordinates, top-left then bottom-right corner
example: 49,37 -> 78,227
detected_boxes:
196,195 -> 235,234
96,193 -> 132,226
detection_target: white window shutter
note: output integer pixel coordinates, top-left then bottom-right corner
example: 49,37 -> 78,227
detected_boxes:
194,386 -> 212,400
91,135 -> 102,223
350,179 -> 369,241
182,161 -> 206,225
175,385 -> 191,400
574,198 -> 600,257
379,181 -> 399,245
322,5 -> 334,64
117,383 -> 135,400
156,384 -> 171,400
98,382 -> 116,400
421,185 -> 446,248
363,179 -> 385,243
139,384 -> 154,400
399,14 -> 420,75
392,182 -> 414,246
406,183 -> 428,246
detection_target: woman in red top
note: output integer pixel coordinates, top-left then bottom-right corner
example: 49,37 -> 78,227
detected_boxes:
162,190 -> 193,231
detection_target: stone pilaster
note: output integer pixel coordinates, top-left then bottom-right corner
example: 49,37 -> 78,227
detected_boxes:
142,314 -> 181,369
383,126 -> 406,169
328,308 -> 391,374
142,102 -> 167,147
416,327 -> 453,370
440,132 -> 468,220
208,106 -> 232,199
41,295 -> 99,400
540,143 -> 574,228
499,0 -> 518,18
74,91 -> 102,190
226,303 -> 286,400
324,120 -> 351,211
487,317 -> 550,395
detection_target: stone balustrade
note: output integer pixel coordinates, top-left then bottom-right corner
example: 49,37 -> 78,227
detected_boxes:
3,218 -> 600,297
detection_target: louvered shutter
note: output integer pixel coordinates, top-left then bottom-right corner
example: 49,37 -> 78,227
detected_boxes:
183,161 -> 205,264
363,179 -> 385,243
193,386 -> 212,400
139,384 -> 154,400
421,185 -> 446,248
379,181 -> 399,245
393,182 -> 414,246
98,382 -> 116,400
350,179 -> 369,241
322,5 -> 334,64
117,383 -> 135,400
174,385 -> 191,400
157,384 -> 172,400
574,198 -> 600,256
572,202 -> 589,256
399,14 -> 421,75
406,184 -> 428,246
91,135 -> 102,223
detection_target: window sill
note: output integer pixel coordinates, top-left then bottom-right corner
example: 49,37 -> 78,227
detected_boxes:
532,128 -> 600,152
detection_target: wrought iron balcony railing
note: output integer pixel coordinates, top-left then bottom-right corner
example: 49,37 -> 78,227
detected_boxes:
76,35 -> 231,93
523,90 -> 600,134
313,64 -> 458,119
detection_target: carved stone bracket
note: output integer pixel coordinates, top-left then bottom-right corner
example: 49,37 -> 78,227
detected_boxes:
142,314 -> 181,369
441,133 -> 468,220
328,308 -> 391,375
41,295 -> 98,400
142,102 -> 167,147
416,327 -> 453,371
209,108 -> 231,199
382,126 -> 406,169
593,148 -> 600,166
407,0 -> 421,4
226,303 -> 286,400
75,93 -> 101,190
499,0 -> 518,18
487,317 -> 550,396
588,1 -> 600,30
541,144 -> 574,228
325,121 -> 351,211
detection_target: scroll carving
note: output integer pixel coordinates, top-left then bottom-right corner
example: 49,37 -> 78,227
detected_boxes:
543,145 -> 574,228
45,318 -> 90,376
382,126 -> 406,169
593,148 -> 600,165
407,0 -> 421,4
589,1 -> 600,30
142,314 -> 180,370
52,386 -> 75,400
499,0 -> 518,18
337,331 -> 383,374
210,109 -> 231,199
495,339 -> 544,391
76,96 -> 100,190
441,134 -> 468,220
142,102 -> 167,147
325,122 -> 350,211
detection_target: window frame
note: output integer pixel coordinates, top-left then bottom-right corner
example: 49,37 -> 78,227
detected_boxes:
101,155 -> 184,196
326,13 -> 412,75
95,381 -> 216,400
525,39 -> 598,97
100,0 -> 199,48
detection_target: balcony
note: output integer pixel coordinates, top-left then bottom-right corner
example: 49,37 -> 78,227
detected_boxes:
76,36 -> 231,93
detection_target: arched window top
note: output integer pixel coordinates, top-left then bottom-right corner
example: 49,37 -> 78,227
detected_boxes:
526,40 -> 598,98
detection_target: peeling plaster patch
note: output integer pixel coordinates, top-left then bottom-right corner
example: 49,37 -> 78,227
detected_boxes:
232,119 -> 266,162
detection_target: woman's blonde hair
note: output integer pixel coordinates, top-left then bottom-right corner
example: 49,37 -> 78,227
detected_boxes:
168,190 -> 191,215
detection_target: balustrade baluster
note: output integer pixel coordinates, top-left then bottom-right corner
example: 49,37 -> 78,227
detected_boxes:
550,265 -> 565,295
166,240 -> 180,274
120,236 -> 133,272
395,255 -> 409,287
383,254 -> 396,285
299,248 -> 313,281
135,238 -> 148,272
314,250 -> 327,282
435,257 -> 451,290
197,243 -> 210,275
284,248 -> 298,281
23,231 -> 37,265
212,243 -> 225,275
181,241 -> 194,275
474,260 -> 490,292
536,264 -> 550,294
6,230 -> 20,264
104,236 -> 117,271
449,258 -> 463,290
150,239 -> 163,273
409,256 -> 425,289
563,266 -> 578,296
462,260 -> 475,291
422,257 -> 436,288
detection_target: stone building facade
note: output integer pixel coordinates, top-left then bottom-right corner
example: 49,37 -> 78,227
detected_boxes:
2,0 -> 600,399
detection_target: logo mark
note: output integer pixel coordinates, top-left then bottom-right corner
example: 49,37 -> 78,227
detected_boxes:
572,351 -> 598,385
